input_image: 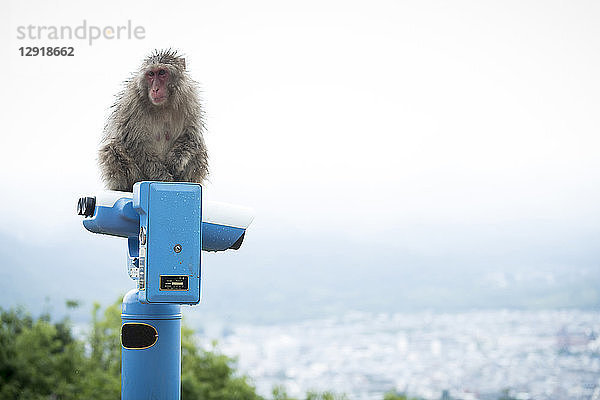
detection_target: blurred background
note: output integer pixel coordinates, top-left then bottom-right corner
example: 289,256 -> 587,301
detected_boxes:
1,1 -> 599,399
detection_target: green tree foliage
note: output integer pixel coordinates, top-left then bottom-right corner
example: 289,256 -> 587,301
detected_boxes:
80,301 -> 121,400
383,392 -> 416,400
497,389 -> 518,400
272,385 -> 348,400
0,300 -> 261,400
0,307 -> 84,400
181,328 -> 262,400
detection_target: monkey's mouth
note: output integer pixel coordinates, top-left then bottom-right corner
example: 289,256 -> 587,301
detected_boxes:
150,95 -> 167,105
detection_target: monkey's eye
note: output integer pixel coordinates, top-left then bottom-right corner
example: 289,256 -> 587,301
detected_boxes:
158,69 -> 167,76
147,71 -> 155,77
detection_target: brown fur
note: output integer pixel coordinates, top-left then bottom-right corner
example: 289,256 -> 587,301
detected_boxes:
99,49 -> 208,191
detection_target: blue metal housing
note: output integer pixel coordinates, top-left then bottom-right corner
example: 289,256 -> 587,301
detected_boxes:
133,182 -> 202,304
121,289 -> 182,400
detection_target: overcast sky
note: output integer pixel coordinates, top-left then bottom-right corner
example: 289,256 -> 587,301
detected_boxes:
2,0 -> 600,260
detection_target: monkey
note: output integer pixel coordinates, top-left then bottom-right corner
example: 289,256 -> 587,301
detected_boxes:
98,49 -> 208,192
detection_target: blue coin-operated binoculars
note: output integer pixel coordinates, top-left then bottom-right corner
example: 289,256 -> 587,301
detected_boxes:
77,181 -> 253,400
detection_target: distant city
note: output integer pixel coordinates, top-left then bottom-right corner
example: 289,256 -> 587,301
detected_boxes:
2,232 -> 600,400
196,310 -> 600,400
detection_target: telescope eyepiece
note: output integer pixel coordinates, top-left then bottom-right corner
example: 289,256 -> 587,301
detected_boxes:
77,196 -> 96,217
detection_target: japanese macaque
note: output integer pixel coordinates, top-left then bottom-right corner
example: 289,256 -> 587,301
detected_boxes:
99,49 -> 208,191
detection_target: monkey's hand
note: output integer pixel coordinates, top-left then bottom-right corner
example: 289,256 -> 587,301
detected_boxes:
98,142 -> 143,191
167,130 -> 209,183
140,152 -> 175,182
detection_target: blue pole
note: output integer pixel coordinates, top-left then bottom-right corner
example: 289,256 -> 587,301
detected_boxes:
121,289 -> 182,400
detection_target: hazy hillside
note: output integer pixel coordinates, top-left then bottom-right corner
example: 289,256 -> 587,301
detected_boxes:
1,223 -> 598,325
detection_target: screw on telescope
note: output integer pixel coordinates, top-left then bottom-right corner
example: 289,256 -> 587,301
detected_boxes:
173,244 -> 182,253
77,197 -> 96,217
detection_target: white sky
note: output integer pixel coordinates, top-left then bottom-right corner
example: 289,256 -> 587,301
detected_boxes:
1,0 -> 600,253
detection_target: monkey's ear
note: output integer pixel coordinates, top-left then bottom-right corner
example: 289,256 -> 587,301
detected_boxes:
179,58 -> 186,70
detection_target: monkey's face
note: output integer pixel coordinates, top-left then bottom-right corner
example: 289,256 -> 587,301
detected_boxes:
145,68 -> 171,106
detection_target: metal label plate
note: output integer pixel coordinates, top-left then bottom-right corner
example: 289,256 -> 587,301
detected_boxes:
160,275 -> 189,291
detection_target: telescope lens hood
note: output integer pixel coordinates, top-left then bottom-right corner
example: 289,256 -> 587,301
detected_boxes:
77,196 -> 96,217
